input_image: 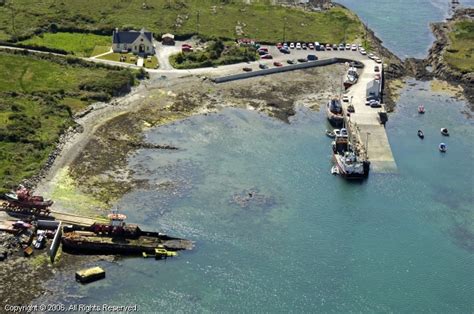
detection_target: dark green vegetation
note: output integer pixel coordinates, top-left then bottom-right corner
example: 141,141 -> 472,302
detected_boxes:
0,0 -> 364,44
170,40 -> 257,69
19,32 -> 111,57
445,19 -> 474,73
0,50 -> 143,192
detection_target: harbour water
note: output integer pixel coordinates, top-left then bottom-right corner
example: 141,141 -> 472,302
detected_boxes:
33,1 -> 473,312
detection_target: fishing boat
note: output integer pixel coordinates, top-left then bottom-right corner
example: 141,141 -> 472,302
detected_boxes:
326,98 -> 344,126
418,105 -> 425,114
331,128 -> 369,179
333,151 -> 370,179
439,143 -> 447,152
441,128 -> 449,136
343,67 -> 359,89
417,130 -> 424,139
3,185 -> 53,210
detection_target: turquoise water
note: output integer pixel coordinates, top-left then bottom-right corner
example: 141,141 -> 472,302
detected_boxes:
37,81 -> 473,312
337,0 -> 474,58
32,2 -> 474,312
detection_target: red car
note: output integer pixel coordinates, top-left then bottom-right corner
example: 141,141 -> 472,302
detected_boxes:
258,47 -> 269,52
181,43 -> 192,48
261,54 -> 273,59
276,43 -> 283,49
273,61 -> 283,67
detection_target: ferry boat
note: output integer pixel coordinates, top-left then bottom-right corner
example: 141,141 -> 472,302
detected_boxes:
326,98 -> 344,126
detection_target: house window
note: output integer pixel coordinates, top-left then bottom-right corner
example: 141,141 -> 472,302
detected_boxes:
141,38 -> 143,42
134,46 -> 137,50
146,47 -> 149,51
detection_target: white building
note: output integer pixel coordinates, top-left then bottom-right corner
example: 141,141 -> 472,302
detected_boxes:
112,28 -> 155,55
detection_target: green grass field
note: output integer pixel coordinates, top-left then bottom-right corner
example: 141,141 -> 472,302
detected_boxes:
0,50 -> 139,192
445,19 -> 474,73
0,0 -> 365,44
19,32 -> 111,57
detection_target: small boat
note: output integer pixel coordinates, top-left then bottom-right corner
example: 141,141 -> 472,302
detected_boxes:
326,129 -> 336,138
418,105 -> 425,114
417,130 -> 424,139
326,98 -> 344,127
439,143 -> 447,152
331,166 -> 339,175
441,128 -> 449,136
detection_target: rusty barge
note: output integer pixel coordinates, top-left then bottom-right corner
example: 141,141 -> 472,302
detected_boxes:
61,213 -> 193,255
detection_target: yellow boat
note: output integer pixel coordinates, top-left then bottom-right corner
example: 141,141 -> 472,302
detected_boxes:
142,245 -> 177,259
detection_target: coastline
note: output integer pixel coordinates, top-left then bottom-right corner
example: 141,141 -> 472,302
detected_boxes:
2,5 -> 472,308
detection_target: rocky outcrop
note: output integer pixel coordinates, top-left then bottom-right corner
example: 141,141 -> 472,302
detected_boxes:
425,8 -> 474,107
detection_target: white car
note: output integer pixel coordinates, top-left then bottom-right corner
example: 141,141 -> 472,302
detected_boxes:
290,43 -> 295,49
375,58 -> 382,64
368,53 -> 375,59
360,49 -> 367,55
296,42 -> 302,49
351,44 -> 357,51
342,95 -> 349,102
345,43 -> 351,50
308,43 -> 314,49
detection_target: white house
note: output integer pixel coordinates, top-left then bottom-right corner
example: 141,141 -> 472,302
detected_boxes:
112,28 -> 155,55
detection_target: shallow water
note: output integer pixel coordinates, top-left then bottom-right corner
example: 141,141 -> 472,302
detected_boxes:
337,0 -> 474,58
36,80 -> 473,312
31,1 -> 474,312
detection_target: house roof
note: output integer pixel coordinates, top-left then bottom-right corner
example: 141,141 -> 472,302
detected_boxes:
113,29 -> 153,44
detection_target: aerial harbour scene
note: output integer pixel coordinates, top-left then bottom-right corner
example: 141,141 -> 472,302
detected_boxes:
0,0 -> 473,312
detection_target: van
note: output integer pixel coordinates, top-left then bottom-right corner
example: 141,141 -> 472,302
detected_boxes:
307,54 -> 318,61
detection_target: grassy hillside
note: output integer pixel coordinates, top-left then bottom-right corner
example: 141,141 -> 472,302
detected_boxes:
0,50 -> 140,192
0,0 -> 364,44
19,32 -> 111,57
445,19 -> 474,73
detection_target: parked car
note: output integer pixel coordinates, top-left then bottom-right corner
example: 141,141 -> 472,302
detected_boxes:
338,44 -> 345,50
307,54 -> 318,61
374,73 -> 381,80
297,58 -> 308,63
34,232 -> 46,249
283,43 -> 289,49
325,44 -> 331,51
351,44 -> 357,51
345,43 -> 351,50
342,95 -> 350,102
280,47 -> 290,54
258,50 -> 268,56
259,47 -> 269,52
375,58 -> 382,64
259,63 -> 268,69
314,42 -> 320,49
261,54 -> 273,59
276,43 -> 283,49
319,45 -> 325,51
369,99 -> 381,108
296,42 -> 302,49
242,67 -> 253,72
302,43 -> 307,50
287,59 -> 296,64
273,61 -> 283,67
289,42 -> 295,49
13,220 -> 32,229
368,53 -> 375,59
308,43 -> 314,50
374,65 -> 380,72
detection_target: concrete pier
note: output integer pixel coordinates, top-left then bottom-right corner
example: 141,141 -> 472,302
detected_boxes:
344,59 -> 397,173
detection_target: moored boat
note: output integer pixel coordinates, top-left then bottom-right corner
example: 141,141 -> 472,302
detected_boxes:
343,67 -> 359,89
3,185 -> 53,210
333,151 -> 370,179
326,98 -> 344,126
439,143 -> 447,152
326,129 -> 336,138
418,105 -> 425,114
417,130 -> 424,139
441,128 -> 449,136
